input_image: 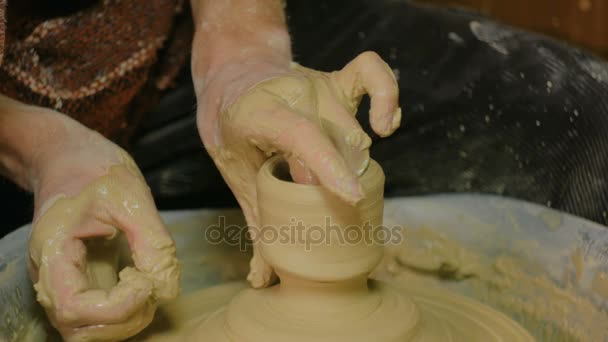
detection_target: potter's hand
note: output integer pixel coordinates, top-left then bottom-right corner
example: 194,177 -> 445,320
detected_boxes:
190,0 -> 400,288
194,52 -> 400,287
11,109 -> 180,341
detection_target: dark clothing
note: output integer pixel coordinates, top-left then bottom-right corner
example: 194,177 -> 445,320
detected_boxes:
2,0 -> 608,236
134,0 -> 608,227
0,0 -> 192,144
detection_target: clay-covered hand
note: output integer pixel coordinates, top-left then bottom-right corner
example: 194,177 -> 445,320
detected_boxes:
27,113 -> 179,341
194,51 -> 401,288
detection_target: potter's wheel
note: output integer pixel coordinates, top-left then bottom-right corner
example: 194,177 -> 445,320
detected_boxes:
2,194 -> 608,341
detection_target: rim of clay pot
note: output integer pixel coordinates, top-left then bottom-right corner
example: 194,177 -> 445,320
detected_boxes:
258,155 -> 383,197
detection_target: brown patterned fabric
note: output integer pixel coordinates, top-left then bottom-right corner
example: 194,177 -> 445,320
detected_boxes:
0,0 -> 193,144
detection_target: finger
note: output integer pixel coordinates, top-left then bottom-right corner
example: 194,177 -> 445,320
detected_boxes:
72,219 -> 118,240
61,268 -> 154,326
285,124 -> 363,203
234,101 -> 364,203
38,238 -> 154,327
213,169 -> 276,290
319,115 -> 372,177
206,142 -> 266,228
247,245 -> 277,288
31,197 -> 156,329
284,103 -> 370,180
89,166 -> 180,302
81,200 -> 179,300
61,291 -> 156,342
286,156 -> 319,184
207,145 -> 278,288
111,201 -> 180,302
333,51 -> 402,137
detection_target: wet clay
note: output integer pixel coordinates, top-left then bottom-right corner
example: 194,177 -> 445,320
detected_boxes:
138,157 -> 533,341
592,271 -> 608,299
29,152 -> 180,341
375,227 -> 608,341
198,54 -> 401,288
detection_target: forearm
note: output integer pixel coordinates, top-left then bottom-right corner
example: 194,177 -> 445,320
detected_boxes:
190,0 -> 292,88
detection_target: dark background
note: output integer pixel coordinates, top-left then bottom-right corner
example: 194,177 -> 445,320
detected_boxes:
2,0 -> 608,237
416,0 -> 608,57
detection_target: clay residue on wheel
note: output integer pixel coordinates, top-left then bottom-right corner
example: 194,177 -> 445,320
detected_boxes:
376,226 -> 608,341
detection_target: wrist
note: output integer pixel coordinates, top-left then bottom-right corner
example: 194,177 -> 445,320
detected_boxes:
191,27 -> 292,94
0,96 -> 136,221
0,101 -> 65,190
34,129 -> 124,200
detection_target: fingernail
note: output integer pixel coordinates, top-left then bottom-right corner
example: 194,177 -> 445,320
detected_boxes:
360,134 -> 372,151
392,107 -> 402,130
346,130 -> 372,151
384,107 -> 402,134
341,177 -> 364,204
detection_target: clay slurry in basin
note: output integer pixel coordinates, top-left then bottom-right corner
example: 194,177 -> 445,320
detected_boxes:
144,157 -> 534,341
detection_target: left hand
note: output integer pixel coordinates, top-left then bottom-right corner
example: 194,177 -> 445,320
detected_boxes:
192,49 -> 401,288
27,111 -> 180,341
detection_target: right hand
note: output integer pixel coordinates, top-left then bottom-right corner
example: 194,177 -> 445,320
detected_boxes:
24,109 -> 179,341
193,50 -> 401,288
